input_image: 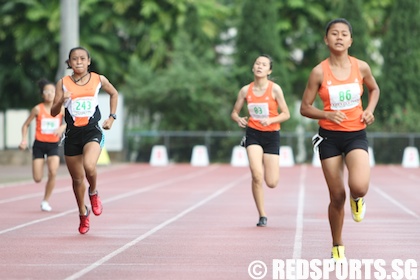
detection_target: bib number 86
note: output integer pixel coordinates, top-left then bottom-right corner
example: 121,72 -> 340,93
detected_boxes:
339,90 -> 352,101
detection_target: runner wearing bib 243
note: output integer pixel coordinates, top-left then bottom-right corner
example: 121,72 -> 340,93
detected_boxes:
52,46 -> 119,235
61,72 -> 104,157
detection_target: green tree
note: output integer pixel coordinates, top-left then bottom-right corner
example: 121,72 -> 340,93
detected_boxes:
378,0 -> 420,131
0,0 -> 231,110
0,1 -> 60,109
279,0 -> 330,92
119,1 -> 235,131
234,0 -> 290,94
122,31 -> 237,131
0,0 -> 400,133
337,0 -> 371,63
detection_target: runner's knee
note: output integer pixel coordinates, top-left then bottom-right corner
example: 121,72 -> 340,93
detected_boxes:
265,178 -> 278,188
329,190 -> 346,207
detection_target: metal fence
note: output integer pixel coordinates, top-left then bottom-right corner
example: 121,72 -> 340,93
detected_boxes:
125,130 -> 420,164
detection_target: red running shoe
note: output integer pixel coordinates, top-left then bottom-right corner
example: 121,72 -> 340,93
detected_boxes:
79,207 -> 90,234
89,187 -> 103,216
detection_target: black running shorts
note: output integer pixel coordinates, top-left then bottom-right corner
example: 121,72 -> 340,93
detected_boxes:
244,126 -> 280,155
318,127 -> 368,160
64,124 -> 104,156
32,140 -> 60,159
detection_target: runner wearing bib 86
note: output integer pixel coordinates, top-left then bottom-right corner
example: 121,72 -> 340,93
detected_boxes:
300,18 -> 380,261
231,54 -> 290,227
51,46 -> 119,234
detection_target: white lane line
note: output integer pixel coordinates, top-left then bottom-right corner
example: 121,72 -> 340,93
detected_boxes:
387,165 -> 420,181
64,173 -> 250,280
292,164 -> 307,260
0,164 -> 172,189
0,166 -> 176,205
372,185 -> 419,219
0,166 -> 220,235
0,188 -> 70,204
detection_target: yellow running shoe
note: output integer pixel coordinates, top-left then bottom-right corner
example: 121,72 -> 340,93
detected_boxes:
331,245 -> 346,262
350,197 -> 366,222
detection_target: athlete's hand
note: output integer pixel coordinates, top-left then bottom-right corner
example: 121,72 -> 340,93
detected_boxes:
63,90 -> 72,102
102,118 -> 114,130
361,110 -> 375,125
53,129 -> 63,138
237,116 -> 248,128
19,141 -> 28,150
259,118 -> 272,127
327,111 -> 347,124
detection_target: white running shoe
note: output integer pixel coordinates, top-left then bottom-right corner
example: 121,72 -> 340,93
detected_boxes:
41,201 -> 52,212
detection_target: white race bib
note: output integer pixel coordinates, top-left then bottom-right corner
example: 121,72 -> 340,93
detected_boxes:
41,118 -> 60,134
328,83 -> 361,110
71,97 -> 96,117
248,103 -> 269,119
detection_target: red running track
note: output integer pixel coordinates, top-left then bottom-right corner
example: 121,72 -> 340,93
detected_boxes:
0,164 -> 419,280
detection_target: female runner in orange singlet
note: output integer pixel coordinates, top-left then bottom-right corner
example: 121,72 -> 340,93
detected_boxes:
231,55 -> 290,227
300,18 -> 380,261
19,78 -> 66,212
52,47 -> 118,234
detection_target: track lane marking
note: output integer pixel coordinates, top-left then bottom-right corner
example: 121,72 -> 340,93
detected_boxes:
0,166 -> 220,235
292,164 -> 307,260
64,173 -> 250,280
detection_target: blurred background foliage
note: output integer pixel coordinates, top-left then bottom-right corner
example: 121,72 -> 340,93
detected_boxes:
1,0 -> 420,133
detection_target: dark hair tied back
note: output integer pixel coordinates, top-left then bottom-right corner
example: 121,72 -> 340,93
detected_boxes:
66,46 -> 91,69
260,54 -> 273,70
325,18 -> 353,37
37,78 -> 54,95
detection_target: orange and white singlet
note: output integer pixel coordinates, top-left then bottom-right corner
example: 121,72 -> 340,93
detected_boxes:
35,103 -> 63,143
246,81 -> 280,132
62,72 -> 102,128
318,56 -> 365,131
